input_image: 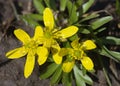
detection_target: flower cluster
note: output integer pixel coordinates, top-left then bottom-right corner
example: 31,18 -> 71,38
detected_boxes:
60,39 -> 96,72
6,8 -> 96,78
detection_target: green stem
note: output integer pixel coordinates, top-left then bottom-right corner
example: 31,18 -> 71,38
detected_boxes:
10,0 -> 20,20
99,57 -> 112,86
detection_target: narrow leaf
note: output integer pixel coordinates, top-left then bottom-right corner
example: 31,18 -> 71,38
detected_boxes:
50,65 -> 62,85
101,36 -> 120,45
60,0 -> 68,11
33,0 -> 45,14
62,72 -> 72,86
74,65 -> 93,85
94,27 -> 106,35
67,1 -> 78,24
73,65 -> 86,86
76,0 -> 83,6
69,34 -> 78,41
81,13 -> 99,22
49,0 -> 57,10
83,0 -> 94,13
44,0 -> 57,10
23,14 -> 43,21
79,28 -> 90,34
27,14 -> 42,20
40,63 -> 59,79
44,0 -> 50,8
21,15 -> 39,28
99,46 -> 120,62
116,0 -> 120,16
91,16 -> 113,30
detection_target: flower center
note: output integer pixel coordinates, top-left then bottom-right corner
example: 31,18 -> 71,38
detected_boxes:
74,50 -> 83,60
25,40 -> 38,49
74,50 -> 81,57
44,31 -> 52,39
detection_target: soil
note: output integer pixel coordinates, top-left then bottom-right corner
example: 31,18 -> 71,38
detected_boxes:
0,0 -> 120,86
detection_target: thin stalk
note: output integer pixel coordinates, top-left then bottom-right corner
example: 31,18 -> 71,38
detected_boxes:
99,57 -> 112,86
9,0 -> 20,20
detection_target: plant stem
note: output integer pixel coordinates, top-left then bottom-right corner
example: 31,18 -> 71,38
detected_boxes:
99,57 -> 112,86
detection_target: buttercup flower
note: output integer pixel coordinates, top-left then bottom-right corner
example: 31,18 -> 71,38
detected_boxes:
6,28 -> 48,78
6,7 -> 78,78
36,8 -> 78,65
60,39 -> 96,72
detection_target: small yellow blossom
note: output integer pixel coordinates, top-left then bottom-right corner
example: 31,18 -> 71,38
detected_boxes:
6,7 -> 78,78
36,8 -> 78,65
60,39 -> 96,72
6,28 -> 48,78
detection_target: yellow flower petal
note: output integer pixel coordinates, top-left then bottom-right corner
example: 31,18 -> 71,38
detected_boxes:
62,60 -> 75,73
71,38 -> 80,49
43,8 -> 54,30
82,40 -> 96,50
14,29 -> 30,44
57,26 -> 78,39
24,50 -> 35,78
52,44 -> 62,64
37,47 -> 48,65
6,47 -> 27,59
81,57 -> 94,70
33,26 -> 43,40
53,53 -> 62,64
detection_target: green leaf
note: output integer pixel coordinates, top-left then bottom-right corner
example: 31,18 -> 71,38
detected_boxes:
62,72 -> 72,86
24,14 -> 43,20
33,0 -> 45,14
99,46 -> 120,62
83,0 -> 94,13
50,65 -> 62,85
100,36 -> 120,45
79,28 -> 91,34
44,0 -> 57,10
76,0 -> 83,6
69,34 -> 78,41
40,63 -> 59,79
76,0 -> 83,17
94,27 -> 106,35
67,1 -> 78,24
74,65 -> 93,85
81,13 -> 99,22
116,0 -> 120,16
73,65 -> 86,86
91,16 -> 113,30
50,0 -> 57,10
60,0 -> 68,11
44,0 -> 50,8
20,15 -> 39,28
63,41 -> 71,48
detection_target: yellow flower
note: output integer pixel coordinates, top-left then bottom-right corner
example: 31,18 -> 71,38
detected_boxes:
6,7 -> 78,78
6,28 -> 48,78
61,39 -> 96,72
36,8 -> 78,65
